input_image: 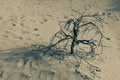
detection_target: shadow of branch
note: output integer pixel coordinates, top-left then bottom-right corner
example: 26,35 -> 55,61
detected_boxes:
0,44 -> 66,62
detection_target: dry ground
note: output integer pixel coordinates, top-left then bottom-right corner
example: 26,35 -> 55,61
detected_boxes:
0,0 -> 120,80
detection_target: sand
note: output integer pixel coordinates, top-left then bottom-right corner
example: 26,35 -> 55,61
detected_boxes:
0,0 -> 120,80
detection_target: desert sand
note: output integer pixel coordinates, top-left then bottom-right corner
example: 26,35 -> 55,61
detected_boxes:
0,0 -> 120,80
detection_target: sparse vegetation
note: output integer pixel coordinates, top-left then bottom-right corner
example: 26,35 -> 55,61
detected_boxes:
44,11 -> 110,80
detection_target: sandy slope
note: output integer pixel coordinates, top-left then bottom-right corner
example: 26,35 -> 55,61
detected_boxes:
0,0 -> 120,80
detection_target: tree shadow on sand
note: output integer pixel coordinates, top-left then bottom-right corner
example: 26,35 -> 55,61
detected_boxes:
0,44 -> 87,80
0,44 -> 97,80
0,44 -> 66,63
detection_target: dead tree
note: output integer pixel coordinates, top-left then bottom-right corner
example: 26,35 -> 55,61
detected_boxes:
49,12 -> 109,79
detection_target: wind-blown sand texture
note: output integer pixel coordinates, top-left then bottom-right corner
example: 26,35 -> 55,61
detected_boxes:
0,0 -> 120,80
